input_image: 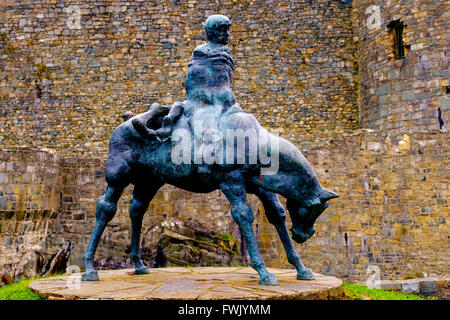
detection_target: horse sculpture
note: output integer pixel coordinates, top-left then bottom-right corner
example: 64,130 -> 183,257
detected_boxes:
81,15 -> 338,286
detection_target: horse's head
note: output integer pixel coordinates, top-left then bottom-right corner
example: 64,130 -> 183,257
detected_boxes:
287,188 -> 339,244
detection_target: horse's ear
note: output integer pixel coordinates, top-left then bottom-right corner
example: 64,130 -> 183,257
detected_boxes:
319,188 -> 339,202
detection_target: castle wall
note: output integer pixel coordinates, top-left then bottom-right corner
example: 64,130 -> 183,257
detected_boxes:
256,130 -> 449,281
352,0 -> 449,137
0,148 -> 60,278
0,0 -> 448,283
1,130 -> 448,281
0,0 -> 358,156
0,150 -> 237,278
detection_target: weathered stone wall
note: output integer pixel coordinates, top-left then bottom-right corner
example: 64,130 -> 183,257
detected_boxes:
0,148 -> 60,278
0,0 -> 448,283
0,149 -> 238,278
0,0 -> 358,156
352,0 -> 449,136
1,130 -> 448,281
256,130 -> 449,281
55,157 -> 237,269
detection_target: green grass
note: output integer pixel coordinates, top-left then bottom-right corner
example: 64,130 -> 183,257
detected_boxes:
0,277 -> 42,300
343,282 -> 430,300
0,273 -> 64,300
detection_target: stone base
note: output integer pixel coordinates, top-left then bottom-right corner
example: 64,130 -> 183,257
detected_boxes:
29,267 -> 343,300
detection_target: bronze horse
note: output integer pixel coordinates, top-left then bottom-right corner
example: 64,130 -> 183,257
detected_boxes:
81,102 -> 338,285
82,14 -> 338,286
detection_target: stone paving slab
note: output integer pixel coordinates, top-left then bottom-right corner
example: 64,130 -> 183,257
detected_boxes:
29,267 -> 343,300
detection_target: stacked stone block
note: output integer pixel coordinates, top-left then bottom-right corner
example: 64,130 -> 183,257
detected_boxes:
0,148 -> 60,278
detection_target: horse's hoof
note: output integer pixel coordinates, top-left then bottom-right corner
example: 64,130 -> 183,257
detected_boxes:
81,270 -> 99,281
259,273 -> 279,286
134,266 -> 150,275
297,268 -> 314,280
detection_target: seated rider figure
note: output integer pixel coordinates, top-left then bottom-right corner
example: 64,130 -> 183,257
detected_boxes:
184,15 -> 238,171
132,15 -> 239,170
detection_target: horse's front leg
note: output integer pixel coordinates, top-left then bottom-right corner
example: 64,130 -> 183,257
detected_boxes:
82,184 -> 126,281
253,187 -> 314,280
129,182 -> 163,274
220,173 -> 279,285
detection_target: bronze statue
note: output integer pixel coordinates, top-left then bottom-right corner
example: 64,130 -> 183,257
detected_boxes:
82,15 -> 338,286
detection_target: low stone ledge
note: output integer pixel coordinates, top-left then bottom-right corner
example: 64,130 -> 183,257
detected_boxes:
29,267 -> 343,300
377,277 -> 450,297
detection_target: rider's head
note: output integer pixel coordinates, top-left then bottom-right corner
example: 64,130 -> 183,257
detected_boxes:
205,15 -> 231,45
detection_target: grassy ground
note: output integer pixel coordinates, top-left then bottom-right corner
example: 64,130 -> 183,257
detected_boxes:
0,277 -> 42,300
343,282 -> 431,300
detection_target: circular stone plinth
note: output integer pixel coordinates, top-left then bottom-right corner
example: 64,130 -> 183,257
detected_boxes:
29,267 -> 343,300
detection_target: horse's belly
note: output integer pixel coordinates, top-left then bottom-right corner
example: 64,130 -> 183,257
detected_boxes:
167,179 -> 217,194
145,144 -> 217,192
155,165 -> 218,193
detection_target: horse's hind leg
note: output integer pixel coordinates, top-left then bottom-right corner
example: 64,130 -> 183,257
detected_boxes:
129,182 -> 162,274
253,187 -> 314,280
82,184 -> 126,281
220,172 -> 278,285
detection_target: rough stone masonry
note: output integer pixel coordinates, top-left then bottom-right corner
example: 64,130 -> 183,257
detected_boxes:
0,0 -> 448,283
